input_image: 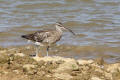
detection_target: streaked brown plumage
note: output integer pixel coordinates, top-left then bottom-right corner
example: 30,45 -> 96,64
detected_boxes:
21,22 -> 75,57
22,30 -> 61,44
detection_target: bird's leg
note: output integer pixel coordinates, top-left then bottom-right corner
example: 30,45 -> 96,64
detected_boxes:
29,44 -> 39,57
46,46 -> 49,56
35,45 -> 39,57
34,42 -> 43,57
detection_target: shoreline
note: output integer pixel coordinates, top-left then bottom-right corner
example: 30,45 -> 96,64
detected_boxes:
0,45 -> 120,80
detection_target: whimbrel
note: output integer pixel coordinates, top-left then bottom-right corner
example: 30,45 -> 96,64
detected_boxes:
21,22 -> 76,57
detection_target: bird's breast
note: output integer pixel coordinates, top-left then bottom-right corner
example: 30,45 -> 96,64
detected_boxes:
42,32 -> 62,44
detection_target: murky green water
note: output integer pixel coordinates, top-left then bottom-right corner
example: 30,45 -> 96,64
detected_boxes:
0,0 -> 120,63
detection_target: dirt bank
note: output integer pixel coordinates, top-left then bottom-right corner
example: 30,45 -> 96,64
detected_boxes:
0,45 -> 120,80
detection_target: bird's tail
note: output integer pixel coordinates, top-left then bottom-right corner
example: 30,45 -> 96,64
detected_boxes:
21,35 -> 29,39
21,35 -> 26,38
21,34 -> 33,40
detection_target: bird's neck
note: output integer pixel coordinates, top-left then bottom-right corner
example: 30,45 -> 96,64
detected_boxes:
55,25 -> 63,34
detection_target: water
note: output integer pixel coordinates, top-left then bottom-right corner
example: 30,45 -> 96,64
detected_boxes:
0,0 -> 120,63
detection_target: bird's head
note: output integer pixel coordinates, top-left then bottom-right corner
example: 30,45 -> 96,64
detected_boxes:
55,22 -> 65,30
55,22 -> 76,35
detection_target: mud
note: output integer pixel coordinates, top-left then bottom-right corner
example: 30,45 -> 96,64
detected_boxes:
0,45 -> 120,80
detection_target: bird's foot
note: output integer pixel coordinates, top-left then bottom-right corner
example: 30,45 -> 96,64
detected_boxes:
29,53 -> 39,57
46,52 -> 49,56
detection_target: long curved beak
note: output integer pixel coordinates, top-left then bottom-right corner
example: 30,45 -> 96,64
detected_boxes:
66,28 -> 76,35
62,27 -> 76,36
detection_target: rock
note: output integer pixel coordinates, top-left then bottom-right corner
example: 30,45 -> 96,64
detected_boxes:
77,59 -> 94,65
46,75 -> 51,78
15,53 -> 25,57
23,64 -> 37,72
91,77 -> 102,80
104,72 -> 113,80
32,56 -> 42,62
0,50 -> 7,53
37,71 -> 45,76
54,59 -> 79,73
53,73 -> 73,80
13,70 -> 19,74
0,47 -> 120,80
94,68 -> 112,80
33,56 -> 65,62
0,71 -> 8,75
106,63 -> 120,73
33,56 -> 79,72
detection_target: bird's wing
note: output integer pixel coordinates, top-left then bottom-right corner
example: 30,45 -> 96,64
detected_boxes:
33,30 -> 54,42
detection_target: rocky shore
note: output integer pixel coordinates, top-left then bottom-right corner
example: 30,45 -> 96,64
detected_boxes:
0,45 -> 120,80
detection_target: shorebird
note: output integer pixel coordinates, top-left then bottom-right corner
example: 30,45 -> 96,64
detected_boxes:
21,22 -> 76,57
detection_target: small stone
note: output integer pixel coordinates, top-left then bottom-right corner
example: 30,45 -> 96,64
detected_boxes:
37,60 -> 45,67
0,50 -> 7,53
54,73 -> 73,80
56,60 -> 64,64
91,77 -> 102,80
23,64 -> 37,72
0,71 -> 8,75
106,63 -> 120,73
37,71 -> 45,76
15,53 -> 25,57
71,72 -> 77,76
77,59 -> 94,65
13,70 -> 19,74
32,56 -> 41,61
46,75 -> 51,78
54,59 -> 79,73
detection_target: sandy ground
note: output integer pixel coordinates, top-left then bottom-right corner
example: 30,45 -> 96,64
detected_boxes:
0,45 -> 120,80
